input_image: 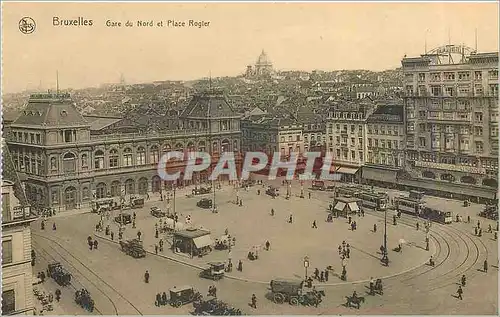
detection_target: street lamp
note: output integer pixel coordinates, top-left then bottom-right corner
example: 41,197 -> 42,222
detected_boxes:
303,256 -> 310,280
382,208 -> 389,266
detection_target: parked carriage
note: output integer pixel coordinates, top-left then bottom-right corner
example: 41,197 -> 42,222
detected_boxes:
119,239 -> 146,258
197,198 -> 213,209
311,180 -> 326,191
479,205 -> 499,220
75,289 -> 94,312
114,213 -> 132,225
150,207 -> 166,218
47,262 -> 71,286
130,197 -> 145,209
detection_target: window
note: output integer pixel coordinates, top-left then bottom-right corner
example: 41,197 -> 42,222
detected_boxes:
2,240 -> 12,264
431,135 -> 441,148
407,111 -> 415,119
380,125 -> 385,135
123,148 -> 133,166
137,147 -> 146,165
419,137 -> 426,147
488,70 -> 498,80
405,85 -> 414,96
475,126 -> 483,136
458,72 -> 470,81
81,154 -> 88,168
64,130 -> 73,143
351,151 -> 355,159
458,85 -> 470,96
50,157 -> 57,170
2,193 -> 11,222
475,141 -> 483,153
368,138 -> 372,147
358,151 -> 363,161
336,124 -> 340,132
374,139 -> 379,147
350,125 -> 355,133
393,140 -> 398,149
368,125 -> 372,134
336,136 -> 340,145
445,87 -> 454,97
94,150 -> 104,169
109,149 -> 119,168
150,146 -> 159,164
387,141 -> 392,149
351,137 -> 355,145
431,86 -> 442,96
460,139 -> 470,151
381,140 -> 386,148
358,138 -> 363,146
280,137 -> 285,143
296,135 -> 300,142
474,71 -> 482,80
418,73 -> 425,81
2,289 -> 15,315
489,84 -> 499,96
445,137 -> 454,149
430,72 -> 441,81
460,126 -> 470,134
393,126 -> 399,136
475,112 -> 483,122
82,187 -> 90,200
474,84 -> 483,96
30,133 -> 34,143
444,72 -> 455,81
336,149 -> 341,158
51,188 -> 59,204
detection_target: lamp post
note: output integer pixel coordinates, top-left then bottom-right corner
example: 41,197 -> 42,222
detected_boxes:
382,208 -> 389,266
303,256 -> 310,280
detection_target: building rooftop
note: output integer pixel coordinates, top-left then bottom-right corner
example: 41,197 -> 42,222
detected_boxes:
367,103 -> 404,123
174,229 -> 211,239
180,90 -> 239,118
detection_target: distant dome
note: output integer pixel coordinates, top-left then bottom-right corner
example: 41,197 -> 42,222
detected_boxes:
256,50 -> 272,66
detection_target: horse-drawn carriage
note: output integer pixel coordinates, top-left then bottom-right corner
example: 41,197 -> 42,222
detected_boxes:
114,213 -> 132,225
119,239 -> 146,258
197,198 -> 213,209
371,279 -> 383,295
199,262 -> 225,280
192,298 -> 243,315
479,205 -> 498,220
75,288 -> 94,312
151,207 -> 166,218
47,262 -> 71,286
269,279 -> 324,306
91,199 -> 114,214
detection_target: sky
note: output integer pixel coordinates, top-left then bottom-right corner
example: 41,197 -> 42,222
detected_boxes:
2,2 -> 498,93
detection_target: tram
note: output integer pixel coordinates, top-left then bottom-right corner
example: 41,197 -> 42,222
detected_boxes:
394,197 -> 426,216
358,192 -> 388,211
421,207 -> 453,224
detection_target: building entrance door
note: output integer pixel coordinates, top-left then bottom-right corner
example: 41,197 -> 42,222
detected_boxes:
64,187 -> 77,210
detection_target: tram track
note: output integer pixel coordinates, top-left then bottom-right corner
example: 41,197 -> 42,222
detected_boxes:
32,240 -> 106,315
32,232 -> 143,315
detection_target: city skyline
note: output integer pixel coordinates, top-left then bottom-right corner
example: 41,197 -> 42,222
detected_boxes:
2,2 -> 499,93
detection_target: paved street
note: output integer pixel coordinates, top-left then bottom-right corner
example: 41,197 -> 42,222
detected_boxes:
31,179 -> 498,315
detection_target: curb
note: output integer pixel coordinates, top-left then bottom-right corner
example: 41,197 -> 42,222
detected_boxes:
94,229 -> 437,287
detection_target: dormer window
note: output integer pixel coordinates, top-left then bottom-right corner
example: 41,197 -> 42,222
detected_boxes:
60,110 -> 68,117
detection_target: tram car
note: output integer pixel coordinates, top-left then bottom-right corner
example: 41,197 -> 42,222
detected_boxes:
358,192 -> 388,211
47,262 -> 72,286
394,197 -> 425,216
311,180 -> 326,191
421,207 -> 453,224
335,186 -> 362,198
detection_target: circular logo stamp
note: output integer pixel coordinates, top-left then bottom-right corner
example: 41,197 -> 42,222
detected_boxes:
19,17 -> 36,34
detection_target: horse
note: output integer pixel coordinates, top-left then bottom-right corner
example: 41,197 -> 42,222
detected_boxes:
345,296 -> 365,309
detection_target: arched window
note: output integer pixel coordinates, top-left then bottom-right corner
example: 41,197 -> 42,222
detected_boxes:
198,141 -> 206,152
82,187 -> 90,200
233,140 -> 238,152
123,148 -> 133,166
110,181 -> 121,197
94,150 -> 104,169
422,171 -> 436,179
138,177 -> 148,194
150,146 -> 159,164
125,179 -> 135,195
109,149 -> 119,168
162,144 -> 171,156
482,178 -> 498,188
81,153 -> 88,168
96,182 -> 107,199
37,155 -> 42,176
221,139 -> 230,152
175,143 -> 184,152
50,157 -> 57,170
63,153 -> 76,173
212,141 -> 218,153
460,175 -> 476,184
137,147 -> 146,165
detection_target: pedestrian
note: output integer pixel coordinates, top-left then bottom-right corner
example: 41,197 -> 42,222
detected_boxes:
461,274 -> 466,287
312,220 -> 317,229
155,244 -> 158,254
477,220 -> 481,228
314,268 -> 320,280
155,293 -> 161,306
161,292 -> 167,306
137,231 -> 142,240
348,216 -> 352,224
265,240 -> 270,251
225,228 -> 229,235
93,240 -> 98,250
155,229 -> 159,239
111,231 -> 114,240
308,192 -> 311,199
55,289 -> 61,302
250,294 -> 257,309
159,239 -> 164,252
338,245 -> 342,255
270,208 -> 275,216
257,189 -> 260,195
133,212 -> 136,220
238,260 -> 243,272
239,200 -> 243,207
132,220 -> 136,228
457,285 -> 463,300
488,224 -> 492,233
369,277 -> 375,295
361,208 -> 365,217
346,247 -> 351,258
52,222 -> 57,231
479,228 -> 482,237
40,271 -> 46,283
416,222 -> 419,230
467,215 -> 470,223
320,271 -> 324,282
475,227 -> 478,236
146,193 -> 150,200
484,259 -> 488,273
288,214 -> 293,224
89,240 -> 93,250
144,270 -> 150,283
373,223 -> 377,233
324,269 -> 329,282
41,221 -> 45,230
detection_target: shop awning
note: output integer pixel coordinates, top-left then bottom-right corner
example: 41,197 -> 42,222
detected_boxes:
334,201 -> 346,211
348,202 -> 359,212
337,167 -> 359,174
362,167 -> 397,183
193,235 -> 213,249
